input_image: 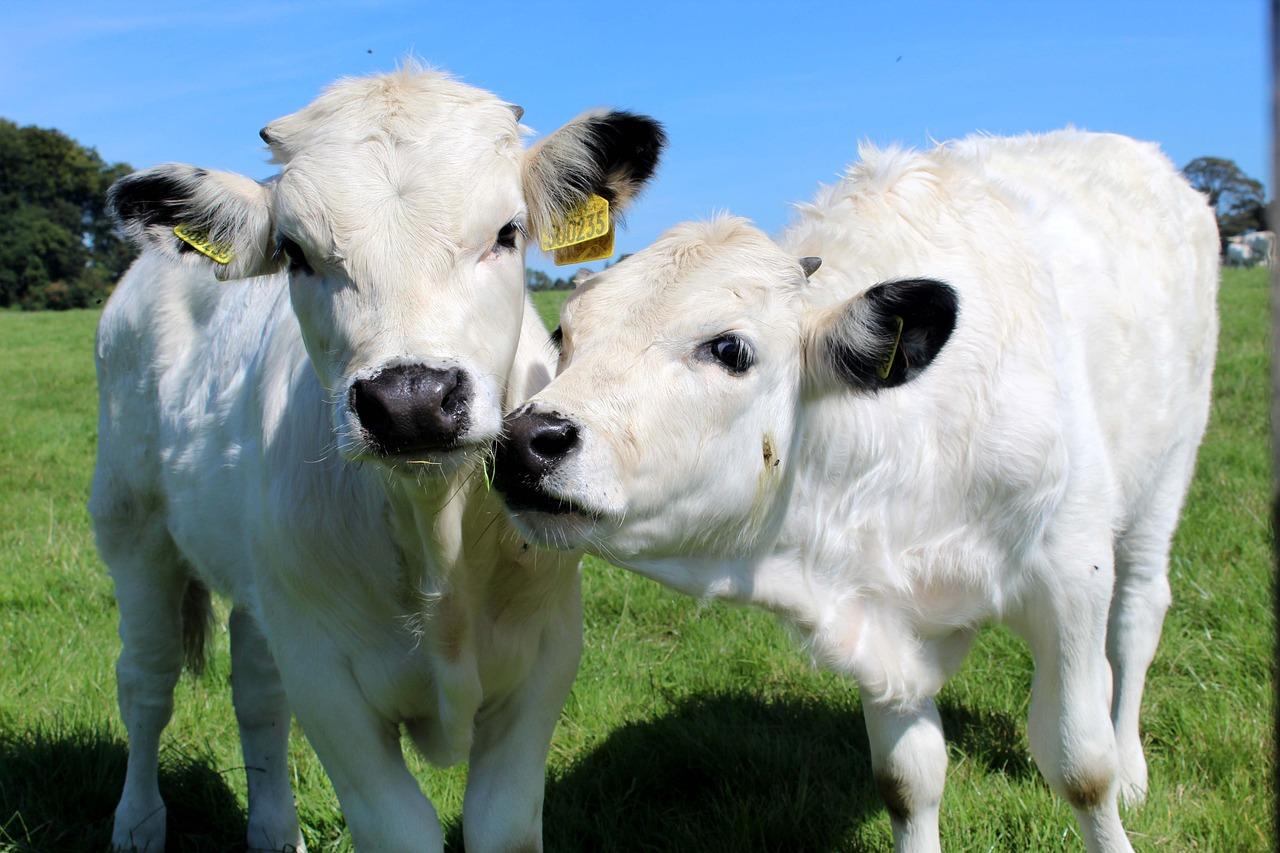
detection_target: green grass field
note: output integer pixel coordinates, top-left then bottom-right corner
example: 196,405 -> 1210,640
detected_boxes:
0,272 -> 1272,851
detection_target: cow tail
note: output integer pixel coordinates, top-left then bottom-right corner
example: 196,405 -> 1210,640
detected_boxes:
181,577 -> 215,676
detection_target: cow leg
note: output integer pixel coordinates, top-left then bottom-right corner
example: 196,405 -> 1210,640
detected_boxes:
861,629 -> 972,852
1107,449 -> 1195,806
1014,537 -> 1133,853
230,607 -> 306,852
863,696 -> 946,853
266,614 -> 443,853
462,579 -> 582,852
98,514 -> 187,853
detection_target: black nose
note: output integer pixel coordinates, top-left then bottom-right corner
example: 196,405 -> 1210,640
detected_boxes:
493,409 -> 580,506
350,364 -> 470,454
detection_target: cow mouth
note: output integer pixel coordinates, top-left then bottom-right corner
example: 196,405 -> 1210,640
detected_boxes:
376,435 -> 494,474
492,467 -> 604,522
498,480 -> 603,521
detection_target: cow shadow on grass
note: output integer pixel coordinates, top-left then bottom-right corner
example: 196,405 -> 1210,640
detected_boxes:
1,703 -> 1030,851
438,691 -> 1033,853
0,723 -> 245,852
535,692 -> 881,852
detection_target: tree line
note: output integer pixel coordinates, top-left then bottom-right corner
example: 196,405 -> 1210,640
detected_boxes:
525,269 -> 577,291
1181,156 -> 1269,247
0,119 -> 136,309
0,118 -> 1271,310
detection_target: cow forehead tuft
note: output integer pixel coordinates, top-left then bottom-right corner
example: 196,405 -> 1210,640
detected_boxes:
264,65 -> 519,164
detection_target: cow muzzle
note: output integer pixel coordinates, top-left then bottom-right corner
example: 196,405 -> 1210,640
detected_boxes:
349,362 -> 471,456
493,407 -> 590,515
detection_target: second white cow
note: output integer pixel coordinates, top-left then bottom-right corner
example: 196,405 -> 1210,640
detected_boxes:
494,130 -> 1218,852
93,67 -> 663,851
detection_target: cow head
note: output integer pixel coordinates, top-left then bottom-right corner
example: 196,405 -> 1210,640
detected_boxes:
109,66 -> 664,473
493,217 -> 957,573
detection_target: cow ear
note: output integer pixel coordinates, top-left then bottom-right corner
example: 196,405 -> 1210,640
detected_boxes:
809,278 -> 958,391
522,110 -> 666,241
108,164 -> 282,280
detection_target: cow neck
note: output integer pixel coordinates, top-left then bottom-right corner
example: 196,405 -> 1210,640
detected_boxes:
385,462 -> 488,592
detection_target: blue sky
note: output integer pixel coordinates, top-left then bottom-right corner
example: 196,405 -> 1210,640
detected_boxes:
1,1 -> 1269,275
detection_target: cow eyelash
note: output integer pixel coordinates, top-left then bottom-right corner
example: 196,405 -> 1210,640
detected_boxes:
493,220 -> 527,254
277,236 -> 314,276
699,333 -> 755,375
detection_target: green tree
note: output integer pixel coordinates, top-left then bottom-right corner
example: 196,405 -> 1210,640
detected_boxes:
0,119 -> 136,309
1181,157 -> 1269,245
525,269 -> 552,291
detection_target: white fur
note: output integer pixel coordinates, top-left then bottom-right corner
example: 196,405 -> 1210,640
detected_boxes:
91,66 -> 662,852
510,130 -> 1219,853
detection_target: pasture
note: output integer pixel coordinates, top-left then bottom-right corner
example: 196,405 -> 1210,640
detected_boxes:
0,271 -> 1271,851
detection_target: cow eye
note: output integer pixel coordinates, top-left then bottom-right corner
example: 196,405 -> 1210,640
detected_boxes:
493,220 -> 525,253
550,326 -> 563,350
700,333 -> 754,374
278,237 -> 313,275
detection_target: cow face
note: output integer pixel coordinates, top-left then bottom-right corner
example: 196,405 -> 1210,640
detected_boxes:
109,67 -> 664,473
494,217 -> 957,571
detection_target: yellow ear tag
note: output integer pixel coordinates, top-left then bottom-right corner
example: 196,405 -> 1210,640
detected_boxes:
877,315 -> 905,380
552,227 -> 614,266
540,194 -> 615,266
173,223 -> 233,265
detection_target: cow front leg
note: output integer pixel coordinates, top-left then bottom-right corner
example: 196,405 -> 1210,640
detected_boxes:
267,619 -> 443,853
863,696 -> 947,853
462,578 -> 582,852
1014,545 -> 1133,853
98,514 -> 188,853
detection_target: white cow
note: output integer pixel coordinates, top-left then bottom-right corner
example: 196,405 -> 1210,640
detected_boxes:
494,131 -> 1218,852
1225,237 -> 1255,266
1244,230 -> 1275,265
92,66 -> 664,852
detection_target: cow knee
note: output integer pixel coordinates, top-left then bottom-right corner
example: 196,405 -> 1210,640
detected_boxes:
1063,764 -> 1115,811
876,770 -> 916,822
1039,745 -> 1118,814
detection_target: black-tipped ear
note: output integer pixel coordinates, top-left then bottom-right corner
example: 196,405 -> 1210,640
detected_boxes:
107,164 -> 279,280
523,110 -> 666,239
799,256 -> 822,278
820,278 -> 958,390
575,111 -> 665,205
108,165 -> 207,233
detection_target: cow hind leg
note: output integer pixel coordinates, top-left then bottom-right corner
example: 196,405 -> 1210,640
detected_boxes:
230,607 -> 306,852
96,509 -> 201,853
1107,450 -> 1196,806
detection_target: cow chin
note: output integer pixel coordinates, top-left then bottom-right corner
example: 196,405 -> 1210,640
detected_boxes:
506,509 -> 600,551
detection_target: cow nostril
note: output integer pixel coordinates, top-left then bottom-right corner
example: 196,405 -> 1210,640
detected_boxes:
529,421 -> 578,460
350,379 -> 386,428
440,372 -> 467,417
